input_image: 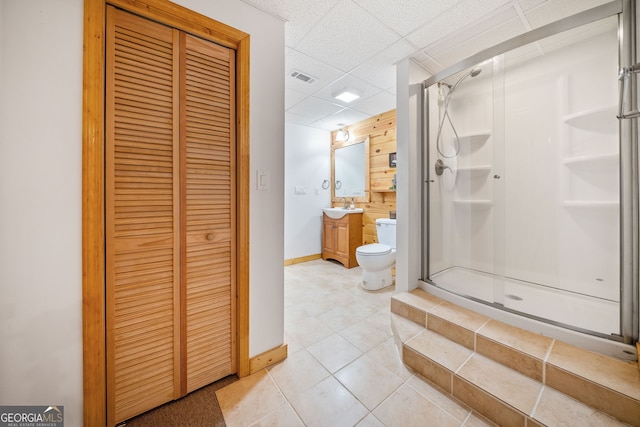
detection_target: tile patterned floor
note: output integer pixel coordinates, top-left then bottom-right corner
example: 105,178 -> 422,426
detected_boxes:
216,259 -> 493,426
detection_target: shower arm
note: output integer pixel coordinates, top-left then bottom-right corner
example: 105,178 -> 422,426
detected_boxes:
617,63 -> 640,119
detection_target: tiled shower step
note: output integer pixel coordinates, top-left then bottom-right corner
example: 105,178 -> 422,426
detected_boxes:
390,289 -> 640,426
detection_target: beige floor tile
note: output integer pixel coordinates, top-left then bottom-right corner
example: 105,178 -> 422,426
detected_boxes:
285,311 -> 335,347
334,354 -> 405,410
366,337 -> 413,381
532,386 -> 629,427
456,354 -> 541,415
407,375 -> 471,422
477,319 -> 553,360
547,340 -> 640,401
250,402 -> 304,427
452,377 -> 525,427
462,412 -> 497,427
373,383 -> 461,427
216,369 -> 288,427
405,329 -> 473,372
317,303 -> 375,332
267,348 -> 330,401
356,413 -> 385,426
290,376 -> 369,427
390,313 -> 424,344
307,333 -> 363,373
339,310 -> 392,353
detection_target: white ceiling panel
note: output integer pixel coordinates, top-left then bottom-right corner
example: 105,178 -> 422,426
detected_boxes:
405,0 -> 512,50
285,88 -> 309,110
311,108 -> 371,131
351,39 -> 419,90
433,17 -> 528,72
287,96 -> 345,120
242,0 -> 617,131
295,0 -> 400,73
241,0 -> 342,46
422,5 -> 519,59
352,0 -> 461,36
352,91 -> 397,116
524,0 -> 613,30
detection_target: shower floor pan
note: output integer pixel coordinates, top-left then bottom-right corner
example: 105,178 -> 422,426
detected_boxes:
430,267 -> 619,338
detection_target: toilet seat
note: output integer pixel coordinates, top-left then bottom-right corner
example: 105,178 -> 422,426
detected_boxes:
356,243 -> 392,256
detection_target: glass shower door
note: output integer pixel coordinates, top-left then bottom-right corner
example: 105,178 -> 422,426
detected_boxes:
426,14 -> 622,339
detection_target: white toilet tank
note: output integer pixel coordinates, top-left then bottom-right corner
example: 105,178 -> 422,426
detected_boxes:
376,218 -> 396,249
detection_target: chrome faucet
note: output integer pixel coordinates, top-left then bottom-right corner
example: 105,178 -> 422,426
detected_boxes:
340,197 -> 348,209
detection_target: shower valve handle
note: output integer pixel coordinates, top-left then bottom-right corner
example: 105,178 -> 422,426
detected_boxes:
435,159 -> 451,176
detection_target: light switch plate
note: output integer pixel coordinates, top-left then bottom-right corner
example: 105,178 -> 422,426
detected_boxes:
257,170 -> 269,190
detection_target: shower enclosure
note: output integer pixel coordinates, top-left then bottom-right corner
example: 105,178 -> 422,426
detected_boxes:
421,1 -> 638,359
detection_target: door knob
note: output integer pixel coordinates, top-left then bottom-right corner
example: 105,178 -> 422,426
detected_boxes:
206,233 -> 214,241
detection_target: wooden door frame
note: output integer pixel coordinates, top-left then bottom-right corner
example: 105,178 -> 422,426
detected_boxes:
82,0 -> 250,425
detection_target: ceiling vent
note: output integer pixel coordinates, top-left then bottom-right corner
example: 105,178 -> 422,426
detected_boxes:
290,70 -> 317,84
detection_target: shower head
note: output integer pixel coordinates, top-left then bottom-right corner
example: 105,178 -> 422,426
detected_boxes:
450,67 -> 482,92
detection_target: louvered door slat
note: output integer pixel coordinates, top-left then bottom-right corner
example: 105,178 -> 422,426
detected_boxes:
106,7 -> 180,425
182,33 -> 236,393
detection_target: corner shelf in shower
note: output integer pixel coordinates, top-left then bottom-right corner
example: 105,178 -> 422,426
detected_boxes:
456,165 -> 492,178
457,132 -> 491,146
563,153 -> 618,169
562,105 -> 617,133
561,200 -> 619,209
453,199 -> 493,207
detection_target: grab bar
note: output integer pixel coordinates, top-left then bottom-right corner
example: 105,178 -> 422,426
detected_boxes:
617,63 -> 640,119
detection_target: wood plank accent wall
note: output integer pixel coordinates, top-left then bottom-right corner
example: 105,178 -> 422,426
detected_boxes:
331,109 -> 397,245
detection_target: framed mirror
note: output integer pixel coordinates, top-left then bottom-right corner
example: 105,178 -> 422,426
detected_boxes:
331,136 -> 370,203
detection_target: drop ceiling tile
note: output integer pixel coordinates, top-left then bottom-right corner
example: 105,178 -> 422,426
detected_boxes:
285,87 -> 310,110
287,96 -> 345,119
406,0 -> 512,50
416,56 -> 444,76
311,108 -> 370,131
285,110 -> 316,126
517,0 -> 549,11
524,0 -> 613,29
285,47 -> 344,95
352,0 -> 460,37
422,5 -> 518,58
295,0 -> 400,73
351,91 -> 396,116
351,39 -> 419,90
536,14 -> 617,55
241,0 -> 342,47
432,17 -> 527,71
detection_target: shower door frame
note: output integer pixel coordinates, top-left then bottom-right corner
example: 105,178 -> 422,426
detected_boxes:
421,0 -> 639,345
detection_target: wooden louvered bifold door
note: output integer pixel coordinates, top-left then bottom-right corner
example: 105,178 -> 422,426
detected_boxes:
106,7 -> 235,425
181,33 -> 236,393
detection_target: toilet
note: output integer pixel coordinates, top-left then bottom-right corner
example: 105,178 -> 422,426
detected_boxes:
356,218 -> 397,291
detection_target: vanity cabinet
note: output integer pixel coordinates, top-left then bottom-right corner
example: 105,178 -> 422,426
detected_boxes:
322,212 -> 362,268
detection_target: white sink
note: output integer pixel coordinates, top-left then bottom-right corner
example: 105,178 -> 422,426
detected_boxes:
323,207 -> 364,219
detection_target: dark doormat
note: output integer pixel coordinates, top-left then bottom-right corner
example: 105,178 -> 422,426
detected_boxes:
120,374 -> 238,427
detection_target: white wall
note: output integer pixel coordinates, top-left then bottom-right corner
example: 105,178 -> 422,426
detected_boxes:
0,1 -> 83,424
284,123 -> 330,260
396,58 -> 429,292
0,1 -> 284,425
